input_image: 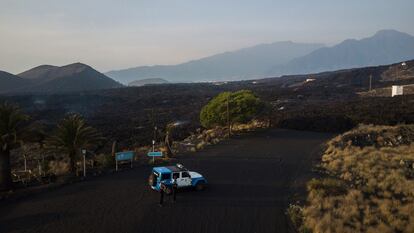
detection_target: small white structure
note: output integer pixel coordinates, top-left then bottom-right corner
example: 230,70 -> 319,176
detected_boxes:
392,85 -> 404,97
305,78 -> 316,82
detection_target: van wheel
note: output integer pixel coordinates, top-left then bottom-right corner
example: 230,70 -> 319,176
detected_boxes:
195,182 -> 205,191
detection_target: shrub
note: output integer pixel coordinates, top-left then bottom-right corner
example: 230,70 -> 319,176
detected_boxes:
302,124 -> 414,233
200,90 -> 266,128
48,160 -> 70,175
95,153 -> 114,168
287,204 -> 312,233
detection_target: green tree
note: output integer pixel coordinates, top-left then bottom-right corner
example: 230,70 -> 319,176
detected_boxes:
45,114 -> 103,174
0,102 -> 28,190
200,90 -> 266,128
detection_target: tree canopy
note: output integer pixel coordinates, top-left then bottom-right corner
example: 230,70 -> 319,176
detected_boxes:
200,90 -> 266,128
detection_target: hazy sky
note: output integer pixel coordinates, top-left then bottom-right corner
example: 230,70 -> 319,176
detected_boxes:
1,0 -> 413,74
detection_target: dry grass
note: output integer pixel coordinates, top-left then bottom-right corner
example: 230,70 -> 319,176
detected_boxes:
302,124 -> 414,233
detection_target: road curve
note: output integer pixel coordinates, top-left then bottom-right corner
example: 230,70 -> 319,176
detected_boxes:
0,129 -> 332,233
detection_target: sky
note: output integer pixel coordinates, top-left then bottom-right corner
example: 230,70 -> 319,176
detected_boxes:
0,0 -> 413,74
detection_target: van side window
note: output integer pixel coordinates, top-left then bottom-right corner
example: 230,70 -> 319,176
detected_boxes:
173,173 -> 179,179
182,172 -> 190,178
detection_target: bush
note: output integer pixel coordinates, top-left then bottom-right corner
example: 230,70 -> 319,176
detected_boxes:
287,204 -> 312,233
48,160 -> 70,175
95,153 -> 115,168
200,90 -> 266,128
302,124 -> 414,233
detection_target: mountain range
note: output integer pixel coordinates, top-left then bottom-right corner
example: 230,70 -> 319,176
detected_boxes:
271,30 -> 414,75
106,41 -> 324,84
106,29 -> 414,84
0,63 -> 122,94
1,29 -> 414,94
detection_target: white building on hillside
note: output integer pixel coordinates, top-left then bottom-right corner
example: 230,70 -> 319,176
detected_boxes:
392,85 -> 403,97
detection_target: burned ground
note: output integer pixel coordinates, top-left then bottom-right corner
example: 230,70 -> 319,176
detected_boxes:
2,71 -> 413,151
0,129 -> 331,233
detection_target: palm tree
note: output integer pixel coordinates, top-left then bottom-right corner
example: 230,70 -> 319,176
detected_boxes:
0,102 -> 28,190
45,114 -> 103,174
164,123 -> 174,158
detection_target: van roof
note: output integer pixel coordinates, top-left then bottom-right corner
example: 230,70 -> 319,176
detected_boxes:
153,165 -> 186,174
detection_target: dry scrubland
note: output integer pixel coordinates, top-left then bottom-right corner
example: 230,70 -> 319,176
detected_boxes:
292,124 -> 414,233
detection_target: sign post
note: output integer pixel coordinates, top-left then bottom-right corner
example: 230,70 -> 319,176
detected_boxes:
115,151 -> 135,171
82,149 -> 87,177
147,151 -> 163,164
152,140 -> 156,163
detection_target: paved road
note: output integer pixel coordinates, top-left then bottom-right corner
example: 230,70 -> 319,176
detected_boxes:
0,129 -> 332,233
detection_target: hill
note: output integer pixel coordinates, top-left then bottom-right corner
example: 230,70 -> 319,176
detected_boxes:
106,41 -> 324,84
272,30 -> 414,75
12,63 -> 123,93
18,65 -> 58,81
0,71 -> 31,93
128,78 -> 169,86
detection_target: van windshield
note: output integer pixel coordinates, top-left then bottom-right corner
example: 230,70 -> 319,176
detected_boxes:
161,173 -> 171,180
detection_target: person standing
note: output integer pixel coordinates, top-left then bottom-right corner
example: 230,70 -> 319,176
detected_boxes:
172,174 -> 178,203
159,182 -> 165,207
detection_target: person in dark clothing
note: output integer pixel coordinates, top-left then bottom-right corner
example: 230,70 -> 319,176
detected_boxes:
159,183 -> 165,207
172,174 -> 178,203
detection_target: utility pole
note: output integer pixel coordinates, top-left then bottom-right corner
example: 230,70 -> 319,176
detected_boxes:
369,74 -> 372,92
23,154 -> 27,172
227,95 -> 231,138
401,62 -> 407,106
151,108 -> 156,140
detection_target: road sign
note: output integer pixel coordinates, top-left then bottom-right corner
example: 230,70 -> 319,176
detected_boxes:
115,151 -> 134,171
116,151 -> 135,161
147,151 -> 163,157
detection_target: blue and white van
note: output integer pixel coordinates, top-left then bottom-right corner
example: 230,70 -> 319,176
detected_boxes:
148,164 -> 207,194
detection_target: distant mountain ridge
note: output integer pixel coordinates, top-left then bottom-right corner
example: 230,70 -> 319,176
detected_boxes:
269,30 -> 414,75
107,29 -> 414,83
0,63 -> 122,94
106,41 -> 324,84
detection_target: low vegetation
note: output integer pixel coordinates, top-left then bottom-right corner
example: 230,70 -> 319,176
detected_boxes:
200,90 -> 267,128
0,101 -> 110,190
293,124 -> 414,233
0,102 -> 29,190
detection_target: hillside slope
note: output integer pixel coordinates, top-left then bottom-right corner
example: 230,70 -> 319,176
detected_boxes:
0,71 -> 31,93
18,65 -> 58,82
297,124 -> 414,233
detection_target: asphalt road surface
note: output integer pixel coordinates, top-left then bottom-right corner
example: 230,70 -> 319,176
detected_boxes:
0,129 -> 332,233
